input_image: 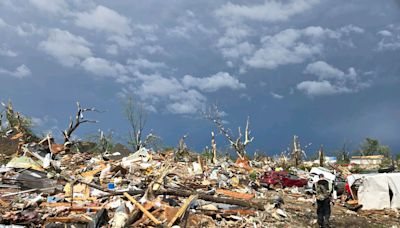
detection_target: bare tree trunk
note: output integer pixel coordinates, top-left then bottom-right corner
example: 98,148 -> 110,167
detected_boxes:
319,145 -> 324,167
205,105 -> 253,160
125,97 -> 147,151
211,131 -> 217,164
292,135 -> 307,168
293,135 -> 299,167
63,102 -> 99,149
175,135 -> 189,161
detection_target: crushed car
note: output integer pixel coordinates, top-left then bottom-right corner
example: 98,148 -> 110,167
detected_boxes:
260,171 -> 308,189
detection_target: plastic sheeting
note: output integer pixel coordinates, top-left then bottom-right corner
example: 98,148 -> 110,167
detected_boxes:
353,173 -> 400,210
387,173 -> 400,209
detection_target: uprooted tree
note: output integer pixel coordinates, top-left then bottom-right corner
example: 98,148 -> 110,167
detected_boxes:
205,104 -> 254,160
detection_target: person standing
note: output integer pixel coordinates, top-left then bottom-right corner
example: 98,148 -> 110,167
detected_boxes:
315,174 -> 332,228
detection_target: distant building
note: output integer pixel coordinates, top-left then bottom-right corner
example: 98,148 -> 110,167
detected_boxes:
308,156 -> 337,165
325,156 -> 337,164
350,155 -> 384,167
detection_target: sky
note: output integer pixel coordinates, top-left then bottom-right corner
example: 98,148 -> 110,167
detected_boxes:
0,0 -> 399,157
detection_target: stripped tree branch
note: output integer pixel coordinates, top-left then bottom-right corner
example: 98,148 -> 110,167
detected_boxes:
124,97 -> 147,151
211,131 -> 217,164
205,104 -> 253,159
63,102 -> 100,144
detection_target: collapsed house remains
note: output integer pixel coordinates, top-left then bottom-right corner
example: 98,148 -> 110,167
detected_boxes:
0,101 -> 399,227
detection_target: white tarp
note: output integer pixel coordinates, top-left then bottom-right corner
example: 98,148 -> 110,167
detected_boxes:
309,167 -> 336,181
387,174 -> 400,209
348,173 -> 400,210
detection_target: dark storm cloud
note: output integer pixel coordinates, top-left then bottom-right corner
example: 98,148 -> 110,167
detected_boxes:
0,0 -> 399,155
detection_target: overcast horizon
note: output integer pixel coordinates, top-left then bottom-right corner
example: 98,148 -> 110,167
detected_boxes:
1,0 -> 399,156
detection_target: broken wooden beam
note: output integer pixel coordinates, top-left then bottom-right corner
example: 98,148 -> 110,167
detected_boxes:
167,194 -> 198,227
123,192 -> 162,225
216,189 -> 255,200
40,202 -> 103,211
45,216 -> 91,223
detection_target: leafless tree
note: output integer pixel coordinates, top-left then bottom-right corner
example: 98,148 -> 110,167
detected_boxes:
174,134 -> 189,161
205,104 -> 253,159
211,131 -> 217,164
319,145 -> 324,167
143,132 -> 164,152
291,135 -> 310,167
124,96 -> 147,151
63,102 -> 99,144
98,130 -> 114,153
0,103 -> 5,132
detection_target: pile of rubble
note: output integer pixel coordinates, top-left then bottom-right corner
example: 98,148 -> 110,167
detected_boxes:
1,102 -> 400,227
0,137 -> 296,227
2,137 -> 400,227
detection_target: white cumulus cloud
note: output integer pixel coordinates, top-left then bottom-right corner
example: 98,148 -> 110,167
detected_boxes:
216,0 -> 320,23
298,61 -> 370,96
0,64 -> 31,78
74,5 -> 132,35
167,89 -> 207,114
120,70 -> 246,115
182,72 -> 245,92
297,80 -> 351,96
378,30 -> 392,37
244,27 -> 327,69
28,0 -> 68,14
304,61 -> 348,80
39,29 -> 92,67
271,92 -> 284,99
243,26 -> 362,69
376,25 -> 400,51
81,57 -> 128,79
127,58 -> 166,70
0,46 -> 17,57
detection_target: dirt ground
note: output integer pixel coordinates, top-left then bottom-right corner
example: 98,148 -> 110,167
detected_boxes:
280,193 -> 399,228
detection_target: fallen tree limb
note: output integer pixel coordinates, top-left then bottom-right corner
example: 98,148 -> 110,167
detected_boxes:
157,189 -> 266,211
63,175 -> 267,211
101,188 -> 267,211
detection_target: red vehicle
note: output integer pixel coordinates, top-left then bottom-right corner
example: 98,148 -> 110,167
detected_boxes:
260,171 -> 308,188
